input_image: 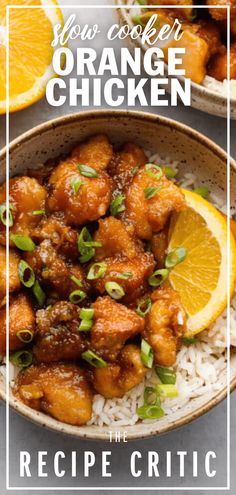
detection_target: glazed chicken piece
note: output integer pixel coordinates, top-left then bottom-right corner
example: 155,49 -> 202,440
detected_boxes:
92,252 -> 155,304
108,143 -> 147,192
47,136 -> 113,226
0,246 -> 20,300
92,344 -> 147,399
14,363 -> 93,425
125,166 -> 186,239
143,287 -> 187,367
91,296 -> 144,361
71,134 -> 113,172
94,217 -> 139,261
33,302 -> 86,362
24,239 -> 89,300
0,293 -> 35,354
0,177 -> 47,246
151,228 -> 169,269
208,43 -> 236,81
32,214 -> 79,259
207,0 -> 235,22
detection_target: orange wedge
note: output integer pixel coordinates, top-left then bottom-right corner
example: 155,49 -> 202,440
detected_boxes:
0,0 -> 64,113
168,189 -> 236,335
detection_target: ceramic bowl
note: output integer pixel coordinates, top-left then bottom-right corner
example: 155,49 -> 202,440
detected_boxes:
0,110 -> 235,439
115,0 -> 236,119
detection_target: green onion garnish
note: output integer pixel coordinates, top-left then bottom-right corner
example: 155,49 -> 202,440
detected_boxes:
110,195 -> 125,216
70,275 -> 83,287
82,350 -> 107,368
148,269 -> 169,287
116,272 -> 133,280
79,308 -> 94,320
0,203 -> 14,227
79,319 -> 93,332
136,0 -> 146,5
193,186 -> 209,199
131,165 -> 139,175
136,297 -> 152,317
78,227 -> 102,263
78,164 -> 98,178
141,339 -> 153,368
144,386 -> 161,407
183,336 -> 198,346
10,350 -> 33,368
165,247 -> 187,269
155,366 -> 176,385
11,234 -> 36,252
18,260 -> 35,288
145,163 -> 163,180
157,384 -> 179,398
16,329 -> 34,344
87,262 -> 107,280
32,210 -> 45,216
105,281 -> 125,300
137,405 -> 165,420
144,187 -> 161,199
69,290 -> 86,304
70,177 -> 84,193
164,166 -> 177,179
32,280 -> 46,307
132,15 -> 146,27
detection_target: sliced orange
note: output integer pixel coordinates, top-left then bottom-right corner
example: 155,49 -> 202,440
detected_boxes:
0,0 -> 64,113
168,189 -> 236,335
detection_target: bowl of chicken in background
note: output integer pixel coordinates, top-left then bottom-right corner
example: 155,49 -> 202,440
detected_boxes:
0,110 -> 236,440
116,0 -> 236,119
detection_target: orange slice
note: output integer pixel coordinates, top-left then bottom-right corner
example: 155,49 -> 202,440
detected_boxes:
0,0 -> 64,113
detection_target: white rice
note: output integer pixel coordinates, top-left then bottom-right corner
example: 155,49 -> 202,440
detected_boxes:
0,150 -> 235,428
125,0 -> 236,100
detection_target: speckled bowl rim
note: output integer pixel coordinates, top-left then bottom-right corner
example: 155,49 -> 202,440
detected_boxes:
115,0 -> 236,108
0,109 -> 235,440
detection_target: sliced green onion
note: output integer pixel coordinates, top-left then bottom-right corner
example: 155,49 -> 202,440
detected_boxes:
78,164 -> 98,178
144,187 -> 162,199
78,227 -> 101,263
165,247 -> 187,269
10,350 -> 32,368
79,319 -> 93,332
0,203 -> 14,227
18,260 -> 35,288
155,366 -> 176,385
87,262 -> 107,280
144,386 -> 161,406
137,405 -> 165,420
136,297 -> 152,317
183,335 -> 198,346
70,275 -> 83,287
148,269 -> 169,287
141,339 -> 153,368
145,163 -> 163,180
82,350 -> 107,368
131,165 -> 139,175
46,305 -> 52,310
193,186 -> 209,199
157,384 -> 179,398
105,281 -> 125,300
163,166 -> 177,179
69,289 -> 86,304
11,234 -> 35,252
16,329 -> 34,344
32,210 -> 45,216
116,272 -> 133,280
136,0 -> 146,4
132,15 -> 146,27
32,280 -> 46,307
110,195 -> 125,216
79,308 -> 94,320
70,177 -> 84,193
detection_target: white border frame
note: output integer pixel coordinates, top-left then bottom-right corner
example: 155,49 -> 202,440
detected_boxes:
5,3 -> 231,491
